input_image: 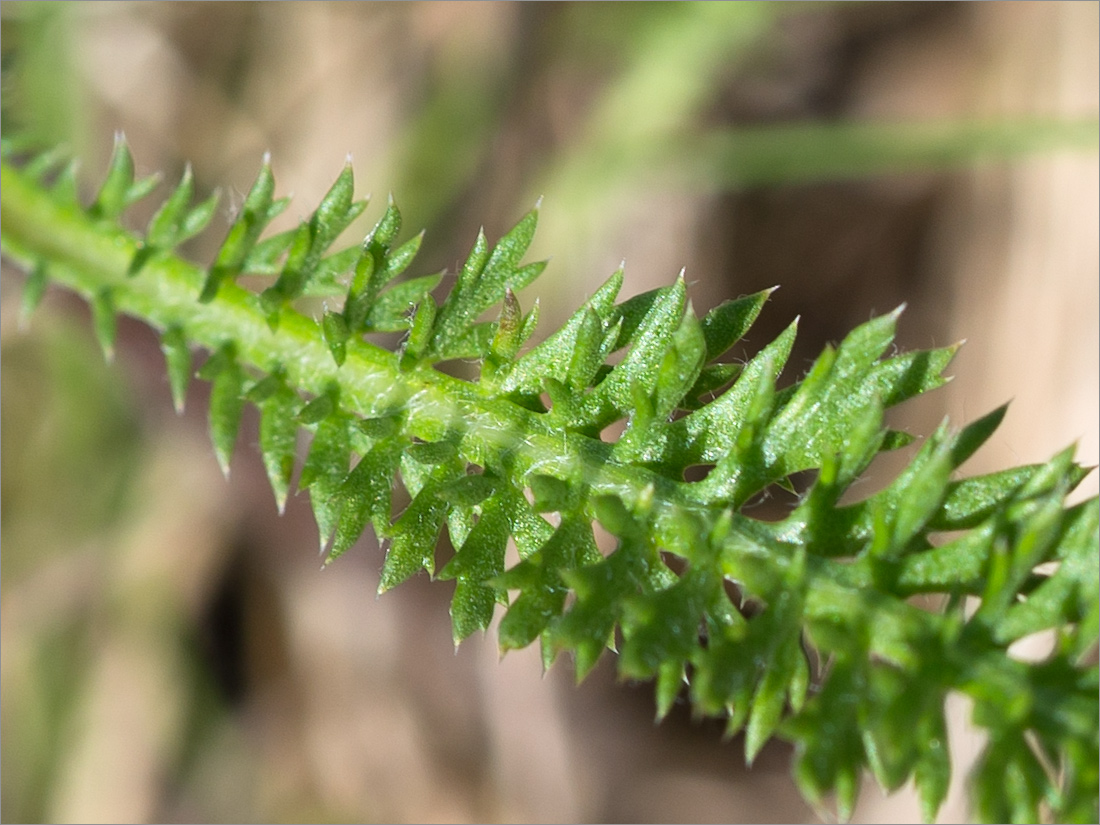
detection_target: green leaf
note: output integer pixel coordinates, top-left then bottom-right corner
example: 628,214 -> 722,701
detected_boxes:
745,582 -> 807,762
241,228 -> 297,276
298,391 -> 336,426
592,494 -> 640,539
260,222 -> 312,315
196,343 -> 247,477
356,414 -> 401,442
931,465 -> 1046,530
437,473 -> 497,507
250,374 -> 300,514
762,310 -> 900,473
380,475 -> 452,591
179,192 -> 220,244
661,318 -> 796,469
91,287 -> 117,362
160,325 -> 192,414
860,668 -> 924,792
89,134 -> 158,220
93,137 -> 135,216
49,159 -> 80,206
378,230 -> 423,285
867,422 -> 955,560
401,294 -> 437,366
501,269 -> 623,396
973,732 -> 1049,824
483,287 -> 531,385
914,711 -> 951,824
312,162 -> 361,249
745,645 -> 793,764
527,474 -> 577,513
496,516 -> 600,655
342,201 -> 396,325
438,491 -> 513,642
133,171 -> 219,276
145,164 -> 196,248
262,164 -> 366,311
610,286 -> 668,350
299,411 -> 351,551
700,287 -> 774,361
655,308 -> 707,417
202,155 -> 278,301
549,536 -> 668,681
406,439 -> 459,466
302,245 -> 360,295
567,308 -> 616,393
3,144 -> 1098,825
619,570 -> 709,682
772,311 -> 946,479
366,273 -> 443,332
321,310 -> 349,367
787,660 -> 867,821
329,437 -> 404,561
365,198 -> 403,264
654,661 -> 687,722
678,362 -> 741,411
575,275 -> 688,429
429,210 -> 545,359
20,259 -> 49,323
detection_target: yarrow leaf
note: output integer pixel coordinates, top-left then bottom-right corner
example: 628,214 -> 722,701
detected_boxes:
1,141 -> 1095,825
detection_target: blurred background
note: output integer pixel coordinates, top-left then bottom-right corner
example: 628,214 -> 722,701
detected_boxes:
1,2 -> 1096,822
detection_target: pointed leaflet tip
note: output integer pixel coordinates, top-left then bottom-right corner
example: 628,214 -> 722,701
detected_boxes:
146,163 -> 197,249
206,154 -> 279,301
322,310 -> 349,366
160,326 -> 192,414
197,344 -> 246,481
253,373 -> 298,515
91,135 -> 137,220
91,288 -> 117,363
20,260 -> 49,327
